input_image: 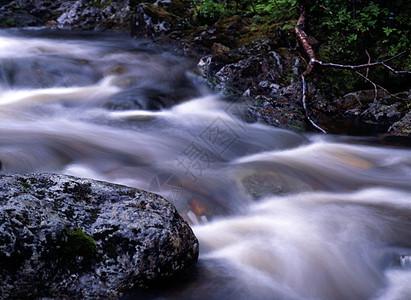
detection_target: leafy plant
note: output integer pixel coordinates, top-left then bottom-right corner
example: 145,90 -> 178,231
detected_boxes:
191,0 -> 234,25
308,0 -> 410,93
310,1 -> 410,62
191,0 -> 298,25
254,0 -> 298,20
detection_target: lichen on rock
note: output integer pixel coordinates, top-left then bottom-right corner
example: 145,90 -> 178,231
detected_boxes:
0,173 -> 199,299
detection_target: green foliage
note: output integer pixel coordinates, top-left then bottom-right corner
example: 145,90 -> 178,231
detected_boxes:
309,0 -> 410,93
191,0 -> 234,25
254,0 -> 298,20
310,1 -> 410,62
191,0 -> 298,25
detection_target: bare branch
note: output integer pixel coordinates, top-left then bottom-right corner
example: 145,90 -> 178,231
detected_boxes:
302,74 -> 327,133
354,70 -> 378,102
382,50 -> 409,63
314,56 -> 411,75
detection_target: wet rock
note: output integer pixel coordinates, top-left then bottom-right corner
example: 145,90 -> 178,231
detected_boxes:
333,89 -> 389,113
104,87 -> 180,111
0,0 -> 63,27
213,55 -> 280,95
198,39 -> 283,96
360,92 -> 407,127
229,161 -> 313,200
0,173 -> 199,299
56,0 -> 131,30
131,1 -> 190,39
388,112 -> 411,136
104,70 -> 202,111
327,89 -> 411,135
0,0 -> 132,30
247,92 -> 307,131
197,54 -> 233,80
196,40 -> 315,132
246,81 -> 335,132
239,169 -> 312,199
0,57 -> 100,88
0,5 -> 44,28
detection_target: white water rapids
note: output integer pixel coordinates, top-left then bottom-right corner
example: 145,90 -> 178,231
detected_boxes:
1,29 -> 411,300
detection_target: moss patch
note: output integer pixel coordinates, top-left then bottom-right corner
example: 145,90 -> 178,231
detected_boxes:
19,179 -> 32,189
63,227 -> 97,266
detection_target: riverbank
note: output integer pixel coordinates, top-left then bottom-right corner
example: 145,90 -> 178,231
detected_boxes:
1,0 -> 410,136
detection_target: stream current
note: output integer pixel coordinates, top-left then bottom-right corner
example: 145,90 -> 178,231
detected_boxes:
1,28 -> 411,300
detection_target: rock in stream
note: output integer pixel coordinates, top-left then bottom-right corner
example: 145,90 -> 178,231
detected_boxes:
0,173 -> 199,299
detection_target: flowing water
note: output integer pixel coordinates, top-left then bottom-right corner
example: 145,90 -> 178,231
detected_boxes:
1,28 -> 411,300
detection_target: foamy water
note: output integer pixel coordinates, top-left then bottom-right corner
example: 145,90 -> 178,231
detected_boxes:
1,28 -> 411,300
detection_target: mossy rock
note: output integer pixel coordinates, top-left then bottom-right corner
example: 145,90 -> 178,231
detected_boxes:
0,173 -> 199,298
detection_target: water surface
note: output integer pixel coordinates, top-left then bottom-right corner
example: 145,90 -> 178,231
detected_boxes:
1,28 -> 411,300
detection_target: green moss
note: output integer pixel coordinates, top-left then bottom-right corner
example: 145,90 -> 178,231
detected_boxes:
19,179 -> 32,189
63,227 -> 97,266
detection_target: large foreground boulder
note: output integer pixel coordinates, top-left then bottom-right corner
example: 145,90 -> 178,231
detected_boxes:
0,173 -> 199,299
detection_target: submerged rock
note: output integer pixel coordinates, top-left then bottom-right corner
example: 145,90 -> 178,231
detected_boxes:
0,173 -> 199,299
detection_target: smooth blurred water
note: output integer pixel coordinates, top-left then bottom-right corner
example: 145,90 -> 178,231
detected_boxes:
1,28 -> 411,300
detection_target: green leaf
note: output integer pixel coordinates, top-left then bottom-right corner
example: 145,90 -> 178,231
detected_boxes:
383,27 -> 396,36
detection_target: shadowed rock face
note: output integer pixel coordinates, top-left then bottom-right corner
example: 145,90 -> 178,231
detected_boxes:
0,173 -> 199,299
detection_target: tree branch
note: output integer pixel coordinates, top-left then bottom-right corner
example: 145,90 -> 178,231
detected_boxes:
295,4 -> 326,133
301,74 -> 327,133
314,53 -> 411,75
294,3 -> 410,133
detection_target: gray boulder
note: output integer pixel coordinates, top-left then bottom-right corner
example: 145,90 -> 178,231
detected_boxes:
0,173 -> 199,299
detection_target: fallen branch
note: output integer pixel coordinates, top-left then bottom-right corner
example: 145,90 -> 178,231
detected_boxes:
294,3 -> 411,133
